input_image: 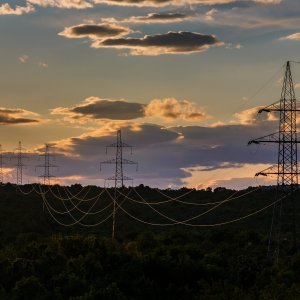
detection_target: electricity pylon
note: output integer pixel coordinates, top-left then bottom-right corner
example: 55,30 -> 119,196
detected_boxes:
36,144 -> 58,185
100,130 -> 138,239
248,61 -> 300,261
15,141 -> 26,185
36,144 -> 58,212
0,144 -> 4,184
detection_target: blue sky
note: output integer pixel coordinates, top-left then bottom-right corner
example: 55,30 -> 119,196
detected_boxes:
0,0 -> 300,189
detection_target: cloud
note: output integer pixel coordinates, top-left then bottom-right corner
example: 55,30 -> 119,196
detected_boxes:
204,8 -> 218,21
51,97 -> 208,123
234,106 -> 278,125
46,119 -> 280,188
93,31 -> 224,55
19,55 -> 29,64
144,98 -> 208,122
59,24 -> 223,56
279,32 -> 300,40
59,23 -> 132,40
38,62 -> 48,68
2,0 -> 280,12
0,108 -> 40,125
27,0 -> 93,9
0,3 -> 35,15
93,0 -> 281,7
103,12 -> 192,24
51,97 -> 145,122
197,2 -> 300,30
254,0 -> 282,3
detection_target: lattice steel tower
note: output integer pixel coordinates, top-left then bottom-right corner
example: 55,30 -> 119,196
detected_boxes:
100,130 -> 138,238
0,144 -> 4,184
16,141 -> 26,185
248,61 -> 300,260
36,144 -> 58,185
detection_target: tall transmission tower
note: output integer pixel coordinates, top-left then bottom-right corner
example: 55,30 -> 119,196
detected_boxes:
36,144 -> 58,185
248,61 -> 300,260
0,144 -> 4,184
15,141 -> 26,185
100,130 -> 138,239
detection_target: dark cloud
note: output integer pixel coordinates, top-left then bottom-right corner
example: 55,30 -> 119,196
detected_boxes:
72,100 -> 144,120
44,120 -> 280,188
0,108 -> 39,125
51,97 -> 145,121
59,23 -> 132,39
95,31 -> 223,55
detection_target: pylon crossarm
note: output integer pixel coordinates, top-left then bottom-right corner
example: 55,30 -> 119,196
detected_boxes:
122,159 -> 138,165
248,132 -> 280,145
35,164 -> 58,168
258,102 -> 280,113
255,165 -> 278,177
106,176 -> 133,181
248,132 -> 300,145
258,100 -> 300,113
255,164 -> 300,177
106,142 -> 132,149
100,159 -> 117,165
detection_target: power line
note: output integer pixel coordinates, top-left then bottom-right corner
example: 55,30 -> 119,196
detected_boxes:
106,187 -> 287,227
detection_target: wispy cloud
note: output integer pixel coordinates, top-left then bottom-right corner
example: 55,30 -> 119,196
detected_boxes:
38,62 -> 48,68
27,0 -> 93,9
93,0 -> 281,7
279,32 -> 300,40
103,12 -> 192,24
19,55 -> 29,64
0,108 -> 40,125
25,0 -> 282,9
204,8 -> 218,21
0,3 -> 35,15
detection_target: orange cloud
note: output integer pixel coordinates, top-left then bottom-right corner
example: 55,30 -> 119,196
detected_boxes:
280,32 -> 300,40
234,106 -> 278,125
0,108 -> 40,125
0,3 -> 35,15
27,0 -> 93,9
144,98 -> 208,122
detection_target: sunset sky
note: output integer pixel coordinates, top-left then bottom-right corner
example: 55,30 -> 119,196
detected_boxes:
0,0 -> 300,189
